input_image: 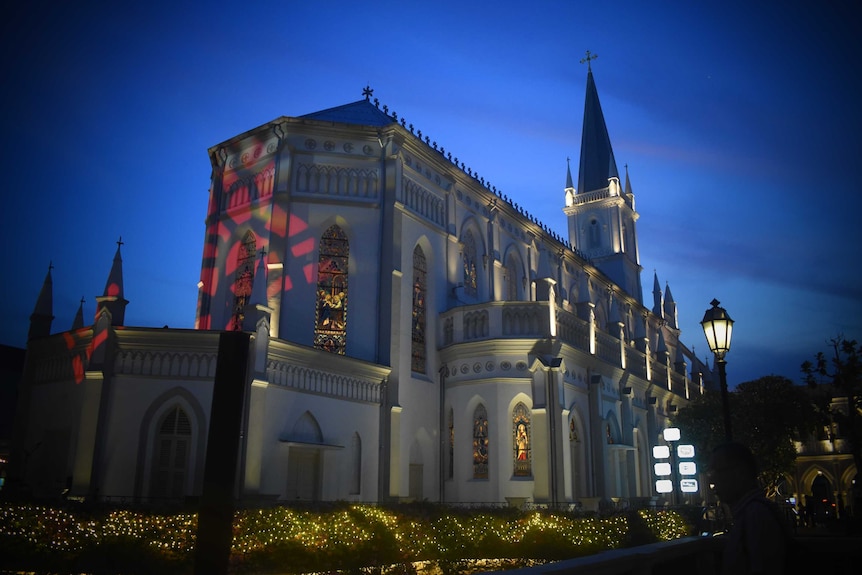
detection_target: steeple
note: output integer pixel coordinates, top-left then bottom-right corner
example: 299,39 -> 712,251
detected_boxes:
564,53 -> 642,305
95,237 -> 129,326
28,263 -> 54,340
577,63 -> 620,195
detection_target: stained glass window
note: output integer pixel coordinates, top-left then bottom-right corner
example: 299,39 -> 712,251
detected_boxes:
472,404 -> 489,479
411,245 -> 427,373
512,403 -> 532,477
462,230 -> 477,297
314,225 -> 349,354
232,231 -> 256,330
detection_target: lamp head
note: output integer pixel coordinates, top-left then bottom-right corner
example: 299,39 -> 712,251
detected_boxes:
701,298 -> 733,359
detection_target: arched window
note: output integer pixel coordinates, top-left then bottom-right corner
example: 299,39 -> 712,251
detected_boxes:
512,402 -> 532,477
314,225 -> 349,354
232,231 -> 256,330
462,229 -> 478,297
505,253 -> 519,301
472,404 -> 489,479
411,245 -> 427,373
151,405 -> 192,499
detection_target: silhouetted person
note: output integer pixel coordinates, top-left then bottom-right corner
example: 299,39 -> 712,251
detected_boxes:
709,442 -> 788,575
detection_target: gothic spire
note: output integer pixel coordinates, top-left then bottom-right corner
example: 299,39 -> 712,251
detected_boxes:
577,58 -> 620,195
565,157 -> 574,190
28,263 -> 54,340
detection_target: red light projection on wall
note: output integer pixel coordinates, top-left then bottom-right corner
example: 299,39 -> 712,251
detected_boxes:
195,135 -> 323,333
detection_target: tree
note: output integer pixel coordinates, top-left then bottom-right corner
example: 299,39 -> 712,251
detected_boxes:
733,376 -> 818,495
673,376 -> 818,498
802,337 -> 862,512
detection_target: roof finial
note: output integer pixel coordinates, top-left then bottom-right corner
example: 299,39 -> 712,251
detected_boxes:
117,236 -> 124,248
580,50 -> 598,71
362,85 -> 373,101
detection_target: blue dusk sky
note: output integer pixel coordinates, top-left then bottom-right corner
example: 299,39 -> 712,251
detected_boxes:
1,0 -> 859,387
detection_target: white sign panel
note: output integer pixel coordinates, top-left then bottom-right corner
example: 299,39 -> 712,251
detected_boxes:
652,445 -> 670,459
680,479 -> 699,493
663,428 -> 681,441
656,479 -> 673,493
677,444 -> 695,458
679,461 -> 697,476
654,462 -> 672,476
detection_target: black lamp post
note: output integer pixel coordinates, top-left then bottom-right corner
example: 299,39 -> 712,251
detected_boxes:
701,299 -> 734,442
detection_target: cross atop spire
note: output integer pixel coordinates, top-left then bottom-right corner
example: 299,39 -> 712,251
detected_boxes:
362,85 -> 373,101
580,50 -> 598,71
116,236 -> 124,248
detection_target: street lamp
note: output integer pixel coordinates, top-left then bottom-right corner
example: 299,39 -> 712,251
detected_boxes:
701,299 -> 734,442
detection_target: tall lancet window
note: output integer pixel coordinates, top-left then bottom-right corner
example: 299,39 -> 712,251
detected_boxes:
512,402 -> 532,477
232,231 -> 256,330
152,405 -> 191,499
411,245 -> 428,373
462,230 -> 478,297
472,404 -> 489,479
505,254 -> 518,301
314,225 -> 349,354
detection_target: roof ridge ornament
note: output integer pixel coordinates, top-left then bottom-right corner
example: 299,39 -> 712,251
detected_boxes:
362,85 -> 373,101
580,50 -> 598,71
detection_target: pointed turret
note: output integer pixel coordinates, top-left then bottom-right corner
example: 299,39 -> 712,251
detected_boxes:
28,263 -> 54,340
652,272 -> 663,318
564,157 -> 576,207
95,238 -> 129,326
624,164 -> 633,196
577,66 -> 619,195
663,283 -> 678,329
242,250 -> 273,333
71,297 -> 85,331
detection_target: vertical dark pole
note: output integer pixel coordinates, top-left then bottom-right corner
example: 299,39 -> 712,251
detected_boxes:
194,331 -> 250,575
670,444 -> 678,506
717,358 -> 733,442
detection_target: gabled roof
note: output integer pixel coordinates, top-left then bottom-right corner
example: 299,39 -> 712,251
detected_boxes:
300,99 -> 396,127
577,69 -> 619,194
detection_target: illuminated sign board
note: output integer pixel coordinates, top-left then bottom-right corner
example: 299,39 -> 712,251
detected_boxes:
656,480 -> 673,493
654,463 -> 672,476
680,479 -> 699,493
652,445 -> 670,459
679,462 -> 697,476
677,444 -> 695,458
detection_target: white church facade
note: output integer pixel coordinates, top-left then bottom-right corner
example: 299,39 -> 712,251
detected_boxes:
10,67 -> 712,509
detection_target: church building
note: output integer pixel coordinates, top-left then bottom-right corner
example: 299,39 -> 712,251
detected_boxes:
10,64 -> 711,509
